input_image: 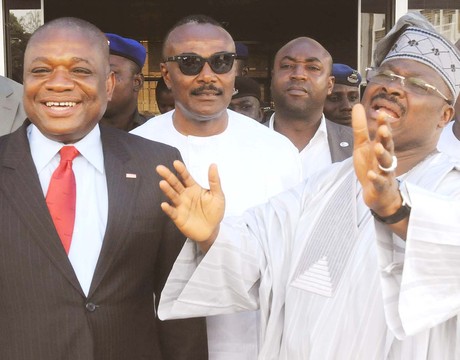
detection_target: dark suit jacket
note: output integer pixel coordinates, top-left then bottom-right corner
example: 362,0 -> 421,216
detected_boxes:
324,118 -> 353,162
263,115 -> 353,162
0,124 -> 208,360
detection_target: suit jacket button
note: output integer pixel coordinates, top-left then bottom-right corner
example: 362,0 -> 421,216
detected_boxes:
85,302 -> 97,312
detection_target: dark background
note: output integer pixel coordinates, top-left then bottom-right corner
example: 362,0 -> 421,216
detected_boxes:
41,0 -> 360,67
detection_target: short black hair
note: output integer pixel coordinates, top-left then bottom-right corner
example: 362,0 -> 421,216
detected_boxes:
162,14 -> 226,58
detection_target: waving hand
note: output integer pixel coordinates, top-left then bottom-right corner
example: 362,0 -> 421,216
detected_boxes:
156,160 -> 225,251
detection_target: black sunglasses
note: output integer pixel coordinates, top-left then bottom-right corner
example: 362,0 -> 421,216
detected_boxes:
165,52 -> 237,76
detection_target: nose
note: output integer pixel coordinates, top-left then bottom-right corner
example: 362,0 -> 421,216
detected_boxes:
45,69 -> 75,91
197,61 -> 217,82
340,98 -> 353,110
290,64 -> 308,80
378,74 -> 408,97
380,81 -> 406,98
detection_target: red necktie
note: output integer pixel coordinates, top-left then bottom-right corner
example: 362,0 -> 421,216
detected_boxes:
46,146 -> 79,254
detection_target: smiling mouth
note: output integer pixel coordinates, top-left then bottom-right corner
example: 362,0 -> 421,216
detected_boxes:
45,101 -> 77,107
373,105 -> 400,120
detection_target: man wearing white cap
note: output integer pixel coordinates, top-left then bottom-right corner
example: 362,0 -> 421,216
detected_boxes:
156,12 -> 460,359
437,38 -> 460,159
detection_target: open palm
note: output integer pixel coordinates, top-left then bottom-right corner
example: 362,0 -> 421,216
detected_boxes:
156,160 -> 225,243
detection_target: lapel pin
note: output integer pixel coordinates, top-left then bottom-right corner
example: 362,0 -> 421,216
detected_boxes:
126,173 -> 137,178
339,142 -> 350,148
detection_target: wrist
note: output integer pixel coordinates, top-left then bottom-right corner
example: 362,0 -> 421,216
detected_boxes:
370,193 -> 411,224
370,180 -> 411,225
198,225 -> 220,253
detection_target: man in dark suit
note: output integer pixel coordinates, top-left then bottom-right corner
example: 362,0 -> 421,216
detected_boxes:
0,17 -> 207,360
264,37 -> 353,179
0,74 -> 26,135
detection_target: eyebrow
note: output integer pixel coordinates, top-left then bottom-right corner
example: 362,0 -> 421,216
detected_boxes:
280,55 -> 322,63
30,56 -> 91,65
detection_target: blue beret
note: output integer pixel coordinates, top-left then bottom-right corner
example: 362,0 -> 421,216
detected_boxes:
233,76 -> 261,101
105,33 -> 146,69
235,42 -> 249,59
332,63 -> 361,87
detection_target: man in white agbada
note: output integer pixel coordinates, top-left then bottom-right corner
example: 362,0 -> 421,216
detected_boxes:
438,105 -> 460,159
131,15 -> 302,360
437,39 -> 460,159
156,12 -> 460,360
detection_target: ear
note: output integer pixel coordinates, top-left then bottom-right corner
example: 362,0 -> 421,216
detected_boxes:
160,63 -> 173,90
438,103 -> 455,128
133,73 -> 144,92
327,75 -> 335,95
106,71 -> 116,101
257,107 -> 263,122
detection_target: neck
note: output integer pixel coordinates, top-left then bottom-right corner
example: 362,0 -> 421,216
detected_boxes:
172,108 -> 229,137
394,146 -> 437,177
273,113 -> 322,151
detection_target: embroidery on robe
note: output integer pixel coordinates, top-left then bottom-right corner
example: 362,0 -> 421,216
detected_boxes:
291,171 -> 358,297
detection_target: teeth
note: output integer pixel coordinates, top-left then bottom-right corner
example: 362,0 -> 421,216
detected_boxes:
45,102 -> 76,107
376,108 -> 398,120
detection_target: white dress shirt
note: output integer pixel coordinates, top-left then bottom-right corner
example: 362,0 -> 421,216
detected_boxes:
28,124 -> 108,296
268,113 -> 332,179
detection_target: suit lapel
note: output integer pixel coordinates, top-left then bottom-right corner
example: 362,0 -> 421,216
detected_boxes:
325,119 -> 353,163
0,125 -> 85,295
88,127 -> 141,296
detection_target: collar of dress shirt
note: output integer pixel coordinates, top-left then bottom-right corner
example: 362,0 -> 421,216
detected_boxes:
27,124 -> 105,174
269,112 -> 328,139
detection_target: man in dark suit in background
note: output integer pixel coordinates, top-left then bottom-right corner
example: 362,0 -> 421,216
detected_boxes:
265,37 -> 353,179
0,17 -> 207,360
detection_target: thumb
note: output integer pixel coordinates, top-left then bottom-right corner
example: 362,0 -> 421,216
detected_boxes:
208,163 -> 224,197
352,103 -> 370,148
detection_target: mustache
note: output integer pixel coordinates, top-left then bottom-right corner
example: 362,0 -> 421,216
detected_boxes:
191,84 -> 223,96
370,92 -> 407,117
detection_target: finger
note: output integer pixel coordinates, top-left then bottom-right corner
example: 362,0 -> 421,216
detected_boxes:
160,202 -> 178,221
352,104 -> 370,148
208,164 -> 224,197
374,143 -> 394,173
156,164 -> 185,194
367,170 -> 392,193
375,121 -> 394,154
173,160 -> 198,188
159,179 -> 183,207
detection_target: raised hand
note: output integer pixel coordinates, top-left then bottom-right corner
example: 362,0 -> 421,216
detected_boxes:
352,104 -> 403,218
156,160 -> 225,250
